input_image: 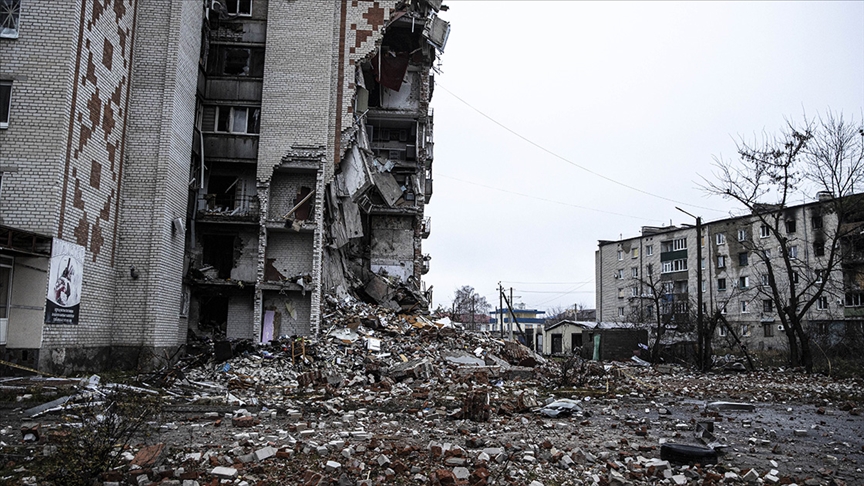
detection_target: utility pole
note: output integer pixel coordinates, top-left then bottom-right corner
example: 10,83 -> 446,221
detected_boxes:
676,207 -> 705,371
509,287 -> 514,340
470,294 -> 476,331
498,282 -> 504,338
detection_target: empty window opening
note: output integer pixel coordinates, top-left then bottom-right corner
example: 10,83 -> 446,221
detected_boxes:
202,234 -> 237,279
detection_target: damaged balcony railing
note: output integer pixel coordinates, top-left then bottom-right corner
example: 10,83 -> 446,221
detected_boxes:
199,194 -> 259,220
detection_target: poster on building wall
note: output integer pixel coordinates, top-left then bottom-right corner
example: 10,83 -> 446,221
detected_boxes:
44,238 -> 84,325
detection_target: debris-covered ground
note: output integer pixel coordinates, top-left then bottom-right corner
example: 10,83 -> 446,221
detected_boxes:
2,298 -> 863,485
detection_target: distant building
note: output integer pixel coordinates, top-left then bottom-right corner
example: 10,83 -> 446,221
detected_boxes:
489,305 -> 545,350
595,193 -> 864,354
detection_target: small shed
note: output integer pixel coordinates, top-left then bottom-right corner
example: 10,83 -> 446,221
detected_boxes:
541,320 -> 649,361
540,320 -> 595,356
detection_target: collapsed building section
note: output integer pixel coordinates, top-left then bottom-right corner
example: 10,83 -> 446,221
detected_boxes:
185,0 -> 450,344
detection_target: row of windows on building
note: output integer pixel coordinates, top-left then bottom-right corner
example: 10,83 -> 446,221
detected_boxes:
618,215 -> 825,261
616,293 -> 836,320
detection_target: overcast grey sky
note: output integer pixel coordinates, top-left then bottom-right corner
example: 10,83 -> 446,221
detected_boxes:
424,1 -> 864,315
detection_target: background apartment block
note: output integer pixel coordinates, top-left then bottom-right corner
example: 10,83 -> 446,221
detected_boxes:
596,193 -> 864,354
0,0 -> 448,374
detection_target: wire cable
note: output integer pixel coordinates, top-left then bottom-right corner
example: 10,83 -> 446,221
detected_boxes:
437,82 -> 726,214
438,173 -> 667,223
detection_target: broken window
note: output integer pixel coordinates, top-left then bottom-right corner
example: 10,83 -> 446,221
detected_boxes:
212,47 -> 265,76
201,234 -> 236,279
0,80 -> 10,128
717,278 -> 726,291
814,240 -> 825,257
738,252 -> 749,266
785,219 -> 796,233
224,0 -> 252,16
763,323 -> 774,338
812,215 -> 823,229
206,175 -> 240,210
763,299 -> 773,313
717,255 -> 726,268
214,106 -> 260,134
0,0 -> 20,39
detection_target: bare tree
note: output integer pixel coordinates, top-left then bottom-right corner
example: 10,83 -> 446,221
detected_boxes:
703,111 -> 864,371
451,285 -> 491,330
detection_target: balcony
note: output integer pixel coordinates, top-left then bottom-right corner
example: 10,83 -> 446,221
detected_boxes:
202,133 -> 259,162
197,195 -> 259,223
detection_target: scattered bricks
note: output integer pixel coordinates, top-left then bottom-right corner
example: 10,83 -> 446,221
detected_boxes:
743,469 -> 760,482
132,444 -> 165,468
232,416 -> 257,427
276,449 -> 294,459
210,466 -> 237,479
433,469 -> 456,485
20,422 -> 40,442
472,467 -> 490,482
302,470 -> 324,486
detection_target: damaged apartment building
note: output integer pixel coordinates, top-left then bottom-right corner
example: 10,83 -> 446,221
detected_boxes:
0,0 -> 449,374
595,193 -> 864,355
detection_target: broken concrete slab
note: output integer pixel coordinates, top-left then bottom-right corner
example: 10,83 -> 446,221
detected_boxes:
705,401 -> 756,412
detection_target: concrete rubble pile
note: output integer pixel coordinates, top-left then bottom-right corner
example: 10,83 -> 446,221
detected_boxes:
1,296 -> 863,485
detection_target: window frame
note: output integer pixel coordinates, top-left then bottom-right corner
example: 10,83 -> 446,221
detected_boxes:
224,0 -> 253,16
645,245 -> 653,256
762,299 -> 773,313
0,80 -> 10,129
785,219 -> 796,234
631,248 -> 639,259
716,233 -> 726,245
760,224 -> 770,238
631,267 -> 638,278
717,278 -> 727,291
717,255 -> 726,268
738,252 -> 749,266
672,237 -> 687,251
737,229 -> 747,241
214,106 -> 261,134
817,296 -> 829,310
740,301 -> 749,314
0,0 -> 20,39
739,276 -> 749,289
617,250 -> 623,261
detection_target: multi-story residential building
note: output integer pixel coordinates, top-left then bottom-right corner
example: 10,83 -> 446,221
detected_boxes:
0,0 -> 449,374
596,193 -> 864,353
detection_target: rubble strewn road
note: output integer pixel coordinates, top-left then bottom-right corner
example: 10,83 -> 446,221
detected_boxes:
1,299 -> 863,485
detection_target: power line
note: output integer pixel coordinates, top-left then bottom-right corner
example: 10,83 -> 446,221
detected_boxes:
437,83 -> 726,215
438,173 -> 667,223
517,289 -> 595,294
502,280 -> 593,285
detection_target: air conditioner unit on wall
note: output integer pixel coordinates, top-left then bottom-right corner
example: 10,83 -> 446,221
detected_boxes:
777,324 -> 784,331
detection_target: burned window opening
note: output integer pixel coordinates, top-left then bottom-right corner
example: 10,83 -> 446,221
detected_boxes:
201,234 -> 238,279
197,293 -> 229,337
